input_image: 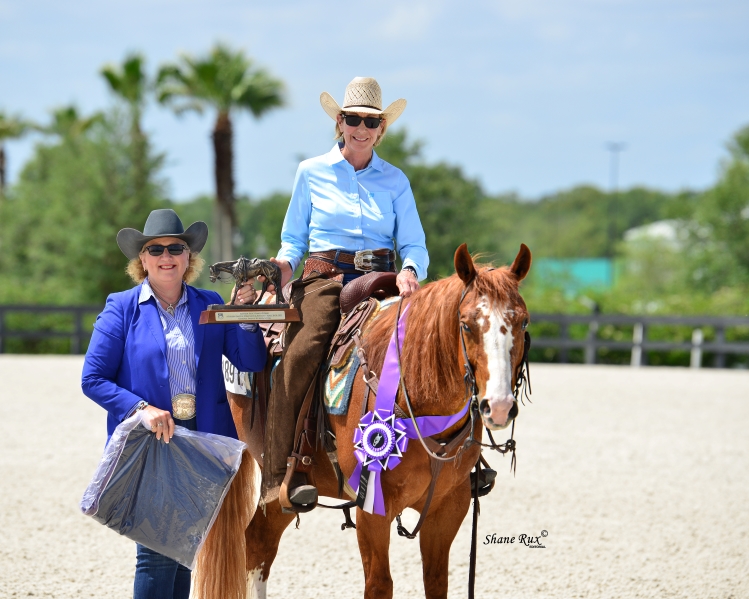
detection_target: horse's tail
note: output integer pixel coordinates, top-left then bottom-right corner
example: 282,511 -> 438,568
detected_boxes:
193,450 -> 259,599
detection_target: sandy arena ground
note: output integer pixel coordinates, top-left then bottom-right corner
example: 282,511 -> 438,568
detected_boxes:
0,356 -> 747,598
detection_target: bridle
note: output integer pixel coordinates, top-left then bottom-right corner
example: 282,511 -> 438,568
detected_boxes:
456,279 -> 530,473
321,271 -> 533,596
393,274 -> 531,467
456,274 -> 531,599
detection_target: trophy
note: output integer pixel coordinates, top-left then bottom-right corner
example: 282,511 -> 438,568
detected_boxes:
199,257 -> 300,324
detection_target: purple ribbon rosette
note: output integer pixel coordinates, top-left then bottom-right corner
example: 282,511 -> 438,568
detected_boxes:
349,304 -> 471,516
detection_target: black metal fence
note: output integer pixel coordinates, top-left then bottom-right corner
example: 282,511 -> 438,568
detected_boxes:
0,305 -> 102,354
530,313 -> 749,368
2,305 -> 749,368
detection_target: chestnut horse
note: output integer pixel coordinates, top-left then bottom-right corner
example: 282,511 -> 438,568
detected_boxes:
194,243 -> 531,599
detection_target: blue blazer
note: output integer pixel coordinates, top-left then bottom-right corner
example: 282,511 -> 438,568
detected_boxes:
82,284 -> 266,441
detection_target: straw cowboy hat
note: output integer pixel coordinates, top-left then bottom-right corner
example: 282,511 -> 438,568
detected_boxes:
320,77 -> 406,125
117,209 -> 208,260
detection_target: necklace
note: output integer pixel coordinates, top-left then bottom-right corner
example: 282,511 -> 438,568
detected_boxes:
151,286 -> 182,317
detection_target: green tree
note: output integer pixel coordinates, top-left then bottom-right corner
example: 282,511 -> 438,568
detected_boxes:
0,111 -> 32,197
39,105 -> 104,144
236,192 -> 290,260
157,44 -> 285,262
688,125 -> 749,287
506,185 -> 673,260
377,129 -> 486,277
100,52 -> 150,203
0,107 -> 166,305
167,191 -> 292,296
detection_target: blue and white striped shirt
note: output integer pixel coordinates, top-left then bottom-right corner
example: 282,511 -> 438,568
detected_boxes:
139,279 -> 196,400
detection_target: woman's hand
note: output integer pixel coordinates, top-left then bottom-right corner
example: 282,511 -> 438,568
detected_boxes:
139,406 -> 175,443
258,258 -> 293,293
232,278 -> 258,305
396,269 -> 420,297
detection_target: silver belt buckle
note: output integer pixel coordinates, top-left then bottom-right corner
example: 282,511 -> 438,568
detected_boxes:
172,393 -> 196,420
354,250 -> 375,271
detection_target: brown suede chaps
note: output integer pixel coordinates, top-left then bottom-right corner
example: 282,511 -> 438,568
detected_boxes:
261,272 -> 342,502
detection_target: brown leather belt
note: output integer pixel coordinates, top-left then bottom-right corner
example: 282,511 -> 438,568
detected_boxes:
309,249 -> 395,272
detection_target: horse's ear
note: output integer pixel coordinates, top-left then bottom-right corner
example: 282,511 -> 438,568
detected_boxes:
510,244 -> 532,281
454,243 -> 477,285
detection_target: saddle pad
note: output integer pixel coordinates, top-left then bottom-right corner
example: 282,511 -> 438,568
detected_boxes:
323,296 -> 400,416
324,352 -> 361,416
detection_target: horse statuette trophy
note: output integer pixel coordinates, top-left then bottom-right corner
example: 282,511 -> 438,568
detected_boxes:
199,256 -> 300,324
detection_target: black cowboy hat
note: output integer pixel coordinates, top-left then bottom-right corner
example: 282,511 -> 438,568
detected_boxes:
116,209 -> 208,260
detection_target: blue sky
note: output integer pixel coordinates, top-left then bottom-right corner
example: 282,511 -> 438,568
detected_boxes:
1,0 -> 747,201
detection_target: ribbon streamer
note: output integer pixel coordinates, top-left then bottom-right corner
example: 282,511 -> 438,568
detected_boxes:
349,305 -> 471,516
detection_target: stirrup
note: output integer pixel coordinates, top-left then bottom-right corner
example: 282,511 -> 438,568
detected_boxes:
289,485 -> 318,505
470,467 -> 497,498
280,484 -> 318,514
279,458 -> 318,513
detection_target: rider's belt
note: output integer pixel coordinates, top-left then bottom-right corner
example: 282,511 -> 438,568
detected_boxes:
309,249 -> 396,272
172,393 -> 196,420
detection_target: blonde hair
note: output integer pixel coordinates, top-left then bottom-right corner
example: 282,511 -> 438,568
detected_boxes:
126,253 -> 204,284
335,115 -> 389,147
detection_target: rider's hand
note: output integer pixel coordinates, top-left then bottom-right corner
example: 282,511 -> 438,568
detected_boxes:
232,278 -> 258,305
257,258 -> 293,293
396,268 -> 420,297
139,406 -> 175,443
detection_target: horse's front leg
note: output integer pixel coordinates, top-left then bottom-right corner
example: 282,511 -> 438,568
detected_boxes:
244,500 -> 296,599
356,509 -> 395,599
418,478 -> 472,599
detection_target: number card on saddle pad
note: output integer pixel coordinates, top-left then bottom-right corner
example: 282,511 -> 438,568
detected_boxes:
222,354 -> 252,396
80,412 -> 246,569
324,296 -> 400,416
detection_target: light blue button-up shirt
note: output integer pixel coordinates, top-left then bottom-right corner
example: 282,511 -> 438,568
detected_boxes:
276,143 -> 429,280
139,279 -> 196,400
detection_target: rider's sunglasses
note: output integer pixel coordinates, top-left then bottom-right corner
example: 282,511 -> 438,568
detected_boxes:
142,244 -> 189,256
342,114 -> 382,129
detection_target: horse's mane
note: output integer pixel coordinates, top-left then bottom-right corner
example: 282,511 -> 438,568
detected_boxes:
363,264 -> 524,414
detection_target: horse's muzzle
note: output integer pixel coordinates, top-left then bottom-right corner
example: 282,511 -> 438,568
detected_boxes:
479,398 -> 519,430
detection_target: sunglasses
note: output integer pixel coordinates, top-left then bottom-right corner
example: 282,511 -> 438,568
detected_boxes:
342,114 -> 382,129
142,244 -> 189,256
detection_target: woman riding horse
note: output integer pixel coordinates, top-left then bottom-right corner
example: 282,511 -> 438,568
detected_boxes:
234,76 -> 429,511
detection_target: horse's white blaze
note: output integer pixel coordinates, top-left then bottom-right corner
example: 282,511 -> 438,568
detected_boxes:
247,566 -> 266,599
480,300 -> 516,428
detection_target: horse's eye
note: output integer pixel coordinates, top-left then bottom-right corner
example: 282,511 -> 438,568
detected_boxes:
461,322 -> 471,333
522,319 -> 529,331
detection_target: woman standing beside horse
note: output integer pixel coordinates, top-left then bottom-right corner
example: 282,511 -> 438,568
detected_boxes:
234,76 -> 429,511
81,209 -> 267,599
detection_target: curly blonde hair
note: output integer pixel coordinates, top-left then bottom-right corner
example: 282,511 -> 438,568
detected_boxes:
126,253 -> 204,284
335,115 -> 389,147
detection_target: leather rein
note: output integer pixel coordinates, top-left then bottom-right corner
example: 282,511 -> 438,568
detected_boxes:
315,276 -> 532,599
390,278 -> 530,539
320,278 -> 532,584
395,280 -> 528,467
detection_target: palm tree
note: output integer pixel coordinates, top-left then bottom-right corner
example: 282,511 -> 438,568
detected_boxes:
100,53 -> 149,199
41,105 -> 103,140
0,111 -> 32,197
157,44 -> 285,261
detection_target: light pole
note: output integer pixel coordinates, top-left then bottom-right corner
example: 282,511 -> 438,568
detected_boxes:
606,142 -> 626,192
605,142 -> 626,257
